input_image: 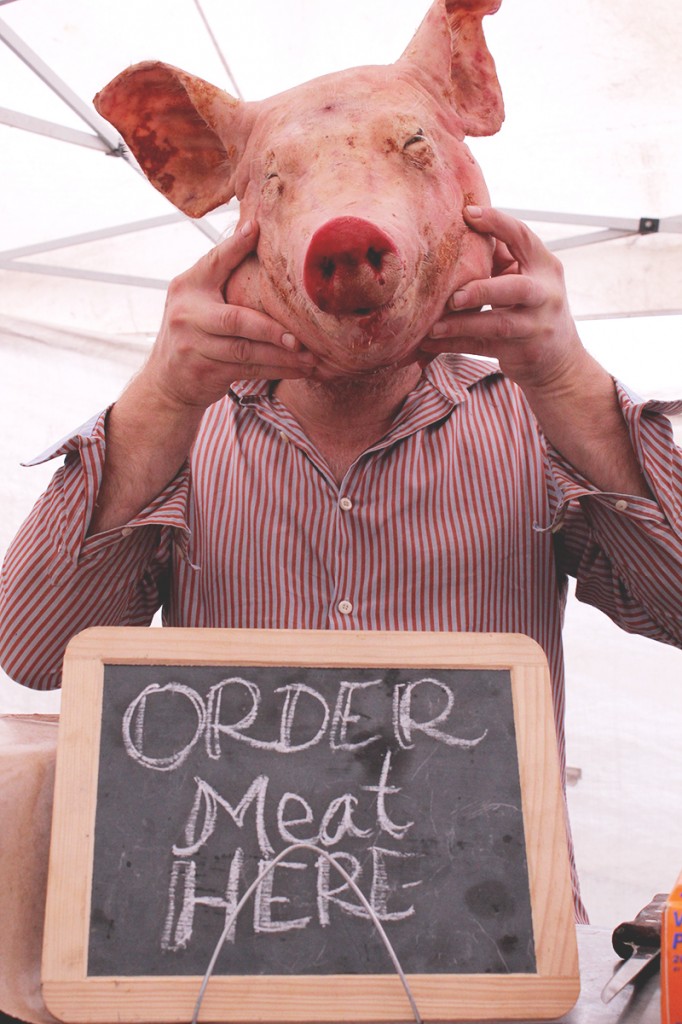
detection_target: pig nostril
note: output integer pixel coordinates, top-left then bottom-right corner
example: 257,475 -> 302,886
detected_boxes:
304,216 -> 401,315
366,247 -> 384,270
320,257 -> 336,280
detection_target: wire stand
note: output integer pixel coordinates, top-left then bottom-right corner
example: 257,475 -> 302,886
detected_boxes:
190,841 -> 422,1024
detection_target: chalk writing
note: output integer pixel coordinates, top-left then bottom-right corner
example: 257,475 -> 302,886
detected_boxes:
119,672 -> 487,953
122,675 -> 488,769
88,664 -> 535,978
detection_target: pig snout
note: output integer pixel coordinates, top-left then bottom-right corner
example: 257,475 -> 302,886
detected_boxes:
303,217 -> 403,316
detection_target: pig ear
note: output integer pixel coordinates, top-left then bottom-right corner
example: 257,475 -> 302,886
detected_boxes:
400,0 -> 504,137
94,62 -> 252,217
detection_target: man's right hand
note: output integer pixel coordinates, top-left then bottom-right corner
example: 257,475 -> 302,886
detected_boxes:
142,218 -> 317,411
89,219 -> 316,535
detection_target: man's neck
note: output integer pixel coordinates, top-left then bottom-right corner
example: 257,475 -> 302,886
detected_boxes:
275,362 -> 422,483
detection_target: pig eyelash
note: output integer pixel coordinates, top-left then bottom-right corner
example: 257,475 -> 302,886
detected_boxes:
404,130 -> 427,148
264,172 -> 279,181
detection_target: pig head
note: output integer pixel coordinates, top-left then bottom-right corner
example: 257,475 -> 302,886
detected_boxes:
94,0 -> 504,375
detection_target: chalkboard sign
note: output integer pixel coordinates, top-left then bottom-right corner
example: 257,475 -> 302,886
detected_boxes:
43,628 -> 579,1023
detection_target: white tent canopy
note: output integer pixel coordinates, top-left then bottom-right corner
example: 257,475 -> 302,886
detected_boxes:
1,0 -> 681,330
0,0 -> 681,928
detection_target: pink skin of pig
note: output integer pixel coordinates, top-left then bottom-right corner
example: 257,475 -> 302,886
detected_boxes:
94,0 -> 504,378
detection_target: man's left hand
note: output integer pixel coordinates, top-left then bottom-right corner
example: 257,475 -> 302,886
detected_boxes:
419,206 -> 585,395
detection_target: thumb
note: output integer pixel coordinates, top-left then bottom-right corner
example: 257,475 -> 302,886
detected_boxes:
192,219 -> 260,292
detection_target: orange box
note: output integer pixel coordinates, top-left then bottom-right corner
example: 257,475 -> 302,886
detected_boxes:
662,870 -> 682,1024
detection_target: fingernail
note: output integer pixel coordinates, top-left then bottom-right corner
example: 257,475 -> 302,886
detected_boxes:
465,205 -> 483,218
430,321 -> 447,337
281,332 -> 297,350
240,219 -> 254,236
451,289 -> 467,308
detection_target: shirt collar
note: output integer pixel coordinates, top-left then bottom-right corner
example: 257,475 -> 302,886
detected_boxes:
421,354 -> 500,403
228,354 -> 501,407
228,378 -> 272,404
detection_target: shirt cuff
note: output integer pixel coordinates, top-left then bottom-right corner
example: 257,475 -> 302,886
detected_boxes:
25,409 -> 195,573
22,410 -> 109,467
539,382 -> 682,534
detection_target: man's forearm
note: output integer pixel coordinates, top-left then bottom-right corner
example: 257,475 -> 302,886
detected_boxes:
89,218 -> 318,535
520,349 -> 652,498
88,375 -> 204,535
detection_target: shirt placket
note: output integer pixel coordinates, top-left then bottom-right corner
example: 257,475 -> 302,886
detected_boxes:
327,482 -> 360,627
325,396 -> 462,630
233,373 -> 468,631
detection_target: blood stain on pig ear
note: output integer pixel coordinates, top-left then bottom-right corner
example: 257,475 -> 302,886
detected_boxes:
94,61 -> 249,217
397,2 -> 504,138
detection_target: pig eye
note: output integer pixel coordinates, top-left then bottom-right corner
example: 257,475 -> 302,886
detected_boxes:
404,130 -> 427,148
262,168 -> 284,201
403,129 -> 433,169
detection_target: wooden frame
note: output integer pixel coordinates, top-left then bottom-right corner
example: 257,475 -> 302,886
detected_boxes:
43,627 -> 579,1023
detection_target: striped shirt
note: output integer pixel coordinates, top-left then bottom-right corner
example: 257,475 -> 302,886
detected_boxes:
2,353 -> 681,691
1,354 -> 681,918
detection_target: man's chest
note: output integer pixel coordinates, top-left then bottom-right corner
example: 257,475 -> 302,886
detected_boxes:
176,413 -> 554,632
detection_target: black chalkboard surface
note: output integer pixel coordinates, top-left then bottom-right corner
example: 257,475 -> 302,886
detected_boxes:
91,662 -> 533,977
43,628 -> 579,1023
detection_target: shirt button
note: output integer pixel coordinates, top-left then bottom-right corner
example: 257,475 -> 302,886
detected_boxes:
615,499 -> 629,512
121,527 -> 133,537
338,600 -> 353,615
279,431 -> 290,443
339,496 -> 353,511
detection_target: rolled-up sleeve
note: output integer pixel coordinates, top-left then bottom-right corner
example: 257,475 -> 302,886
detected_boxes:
545,384 -> 682,647
0,410 -> 193,690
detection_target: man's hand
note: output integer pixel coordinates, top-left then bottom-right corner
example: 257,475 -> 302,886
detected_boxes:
142,219 -> 317,411
420,206 -> 585,395
420,206 -> 652,498
89,220 -> 317,535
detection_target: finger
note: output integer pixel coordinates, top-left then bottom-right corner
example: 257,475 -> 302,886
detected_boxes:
448,273 -> 545,312
418,336 -> 490,359
428,307 -> 538,343
200,337 -> 318,375
491,239 -> 519,277
190,219 -> 261,291
464,206 -> 545,272
198,300 -> 300,352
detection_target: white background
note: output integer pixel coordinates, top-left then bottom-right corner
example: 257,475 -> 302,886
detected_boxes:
0,0 -> 680,929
